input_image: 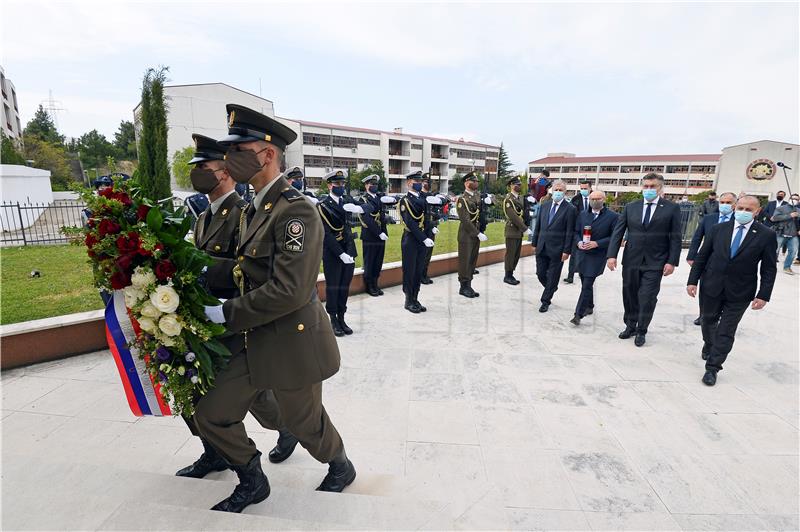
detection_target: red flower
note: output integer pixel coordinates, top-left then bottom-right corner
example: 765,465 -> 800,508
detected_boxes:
97,219 -> 121,237
85,232 -> 99,249
98,187 -> 114,198
87,218 -> 96,228
154,259 -> 177,281
112,192 -> 132,207
115,252 -> 136,274
136,204 -> 151,221
110,269 -> 131,290
116,232 -> 140,253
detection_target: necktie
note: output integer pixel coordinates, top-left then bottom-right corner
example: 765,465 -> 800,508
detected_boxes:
584,197 -> 588,211
719,214 -> 729,224
643,202 -> 654,227
548,202 -> 558,225
730,225 -> 745,257
246,203 -> 255,224
202,210 -> 213,234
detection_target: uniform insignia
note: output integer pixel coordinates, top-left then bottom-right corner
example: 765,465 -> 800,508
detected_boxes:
228,110 -> 236,126
264,202 -> 272,211
221,208 -> 228,216
400,204 -> 405,212
285,219 -> 305,252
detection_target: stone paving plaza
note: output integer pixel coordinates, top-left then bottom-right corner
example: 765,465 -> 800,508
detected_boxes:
2,251 -> 799,530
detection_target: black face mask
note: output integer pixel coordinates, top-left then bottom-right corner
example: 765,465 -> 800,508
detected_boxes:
225,147 -> 267,184
512,185 -> 521,193
777,195 -> 785,201
190,168 -> 221,194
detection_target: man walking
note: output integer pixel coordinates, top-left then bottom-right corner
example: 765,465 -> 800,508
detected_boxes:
759,190 -> 788,227
699,191 -> 719,218
501,175 -> 531,285
457,172 -> 488,298
687,195 -> 777,386
532,180 -> 576,312
564,180 -> 592,284
607,173 -> 681,347
770,192 -> 800,274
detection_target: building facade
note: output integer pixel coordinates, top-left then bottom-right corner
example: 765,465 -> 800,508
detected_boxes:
715,140 -> 799,200
1,66 -> 22,140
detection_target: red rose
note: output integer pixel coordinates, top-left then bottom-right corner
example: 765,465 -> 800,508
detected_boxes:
85,232 -> 99,249
97,219 -> 121,237
136,204 -> 151,221
110,269 -> 131,290
112,192 -> 132,207
115,252 -> 136,274
98,187 -> 114,198
154,259 -> 177,281
87,218 -> 96,228
116,232 -> 140,253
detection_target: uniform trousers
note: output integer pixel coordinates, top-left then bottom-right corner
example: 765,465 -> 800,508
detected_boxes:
505,237 -> 522,272
362,240 -> 385,287
458,236 -> 480,282
322,252 -> 355,315
401,232 -> 425,295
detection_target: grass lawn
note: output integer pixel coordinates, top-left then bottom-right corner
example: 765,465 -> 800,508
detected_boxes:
0,221 -> 508,325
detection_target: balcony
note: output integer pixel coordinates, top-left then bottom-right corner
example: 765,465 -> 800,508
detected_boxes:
388,150 -> 410,157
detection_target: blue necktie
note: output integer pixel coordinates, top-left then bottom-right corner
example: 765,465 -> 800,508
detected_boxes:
730,225 -> 745,257
548,203 -> 558,225
643,202 -> 654,227
719,214 -> 729,224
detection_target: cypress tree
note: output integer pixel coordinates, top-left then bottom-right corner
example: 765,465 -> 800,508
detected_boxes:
137,66 -> 171,200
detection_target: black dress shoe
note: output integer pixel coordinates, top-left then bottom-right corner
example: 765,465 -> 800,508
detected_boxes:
473,269 -> 480,275
459,282 -> 478,298
367,286 -> 381,297
569,314 -> 581,326
329,315 -> 345,337
337,313 -> 353,335
415,299 -> 427,312
539,303 -> 549,313
702,371 -> 717,386
503,274 -> 520,285
268,430 -> 298,464
563,277 -> 574,284
211,452 -> 270,513
376,287 -> 384,295
316,459 -> 356,492
585,308 -> 593,316
618,327 -> 635,339
693,316 -> 702,326
420,277 -> 433,285
634,334 -> 646,347
176,439 -> 228,478
404,296 -> 421,313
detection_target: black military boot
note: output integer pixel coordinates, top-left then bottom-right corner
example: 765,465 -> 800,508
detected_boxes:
376,285 -> 384,296
459,281 -> 477,298
211,451 -> 270,513
504,271 -> 520,285
338,312 -> 353,335
404,294 -> 421,313
175,439 -> 228,478
413,290 -> 427,312
268,429 -> 299,464
329,314 -> 345,337
366,281 -> 381,297
420,276 -> 433,285
317,448 -> 356,493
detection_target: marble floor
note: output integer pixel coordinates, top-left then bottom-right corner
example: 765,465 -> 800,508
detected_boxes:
2,251 -> 799,530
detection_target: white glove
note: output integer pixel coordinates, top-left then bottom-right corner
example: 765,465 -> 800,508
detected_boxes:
204,304 -> 226,324
426,196 -> 442,205
477,233 -> 488,242
527,196 -> 536,204
379,232 -> 389,241
308,197 -> 319,205
380,196 -> 397,204
423,238 -> 435,248
339,252 -> 355,264
523,228 -> 532,236
432,227 -> 439,235
342,203 -> 364,214
483,195 -> 493,205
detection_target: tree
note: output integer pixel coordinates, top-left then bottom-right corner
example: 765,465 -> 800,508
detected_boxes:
114,120 -> 137,160
0,132 -> 26,164
76,129 -> 116,169
137,66 -> 171,200
172,146 -> 194,189
22,136 -> 72,189
449,172 -> 465,195
497,142 -> 512,181
346,160 -> 387,193
24,104 -> 65,145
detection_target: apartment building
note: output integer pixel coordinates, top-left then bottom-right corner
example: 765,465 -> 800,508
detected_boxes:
1,66 -> 23,140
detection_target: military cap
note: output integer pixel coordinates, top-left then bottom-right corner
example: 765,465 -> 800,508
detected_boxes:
507,175 -> 521,185
93,175 -> 113,188
405,170 -> 423,180
188,134 -> 226,165
219,104 -> 298,150
361,174 -> 379,184
463,171 -> 479,182
324,169 -> 347,183
286,166 -> 304,180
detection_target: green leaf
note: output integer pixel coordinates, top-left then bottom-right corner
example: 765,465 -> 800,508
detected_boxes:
146,206 -> 163,231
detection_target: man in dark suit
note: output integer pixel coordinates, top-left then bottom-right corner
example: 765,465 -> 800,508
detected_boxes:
758,190 -> 787,227
607,173 -> 682,346
687,192 -> 737,325
699,191 -> 719,219
532,180 -> 577,312
687,195 -> 777,386
564,180 -> 592,284
570,190 -> 618,325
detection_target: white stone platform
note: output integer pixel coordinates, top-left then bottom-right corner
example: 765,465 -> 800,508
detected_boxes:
2,252 -> 798,530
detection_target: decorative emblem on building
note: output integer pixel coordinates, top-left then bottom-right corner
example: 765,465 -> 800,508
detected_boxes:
746,159 -> 776,181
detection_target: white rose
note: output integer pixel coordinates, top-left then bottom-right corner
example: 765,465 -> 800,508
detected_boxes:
160,336 -> 176,347
137,316 -> 157,333
123,286 -> 145,308
131,267 -> 156,289
140,301 -> 162,319
150,285 -> 180,314
177,365 -> 186,376
158,314 -> 183,337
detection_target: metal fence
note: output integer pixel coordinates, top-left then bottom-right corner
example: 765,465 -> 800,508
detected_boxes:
1,201 -> 87,246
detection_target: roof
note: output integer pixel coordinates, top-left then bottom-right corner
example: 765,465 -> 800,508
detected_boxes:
133,82 -> 273,112
721,139 -> 800,150
282,117 -> 500,150
528,154 -> 721,165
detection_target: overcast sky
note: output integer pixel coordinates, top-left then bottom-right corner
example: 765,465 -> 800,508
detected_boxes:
2,1 -> 798,169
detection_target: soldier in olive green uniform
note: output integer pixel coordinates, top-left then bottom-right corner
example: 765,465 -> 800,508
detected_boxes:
457,172 -> 487,298
502,176 -> 532,285
176,134 -> 299,480
197,105 -> 354,514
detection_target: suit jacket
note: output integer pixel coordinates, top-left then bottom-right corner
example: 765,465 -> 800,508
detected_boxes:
688,220 -> 777,302
607,197 -> 682,270
503,193 -> 528,239
570,193 -> 590,214
573,208 -> 618,277
221,176 -> 340,389
532,199 -> 577,257
318,195 -> 358,257
359,193 -> 388,243
699,199 -> 719,218
457,191 -> 481,241
770,203 -> 800,237
759,200 -> 786,227
688,212 -> 730,261
193,191 -> 247,300
400,193 -> 429,244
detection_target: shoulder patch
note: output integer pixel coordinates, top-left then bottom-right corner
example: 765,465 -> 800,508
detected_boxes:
284,218 -> 305,252
281,187 -> 303,201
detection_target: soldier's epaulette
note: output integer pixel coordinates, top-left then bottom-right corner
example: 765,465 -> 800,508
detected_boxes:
281,187 -> 303,201
235,198 -> 248,209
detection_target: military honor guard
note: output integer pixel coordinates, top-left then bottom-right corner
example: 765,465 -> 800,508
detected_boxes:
399,170 -> 435,313
456,172 -> 488,298
358,174 -> 395,297
501,175 -> 531,285
568,190 -> 618,325
531,180 -> 577,312
420,179 -> 440,284
687,195 -> 777,386
286,166 -> 319,204
318,170 -> 361,336
607,173 -> 681,347
199,105 -> 355,513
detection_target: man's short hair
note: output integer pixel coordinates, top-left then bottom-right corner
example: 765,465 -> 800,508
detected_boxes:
739,195 -> 760,208
541,169 -> 550,177
579,180 -> 592,187
552,179 -> 566,189
708,191 -> 717,196
718,192 -> 736,201
778,190 -> 786,194
642,172 -> 664,185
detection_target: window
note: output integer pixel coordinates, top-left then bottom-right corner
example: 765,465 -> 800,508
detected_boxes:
642,165 -> 664,172
692,165 -> 716,174
666,165 -> 689,173
529,166 -> 544,173
11,89 -> 18,111
304,155 -> 332,167
561,166 -> 579,173
332,157 -> 358,168
410,161 -> 422,168
579,165 -> 597,172
411,143 -> 422,150
600,165 -> 620,173
303,133 -> 331,146
621,165 -> 641,173
332,136 -> 357,148
357,138 -> 380,146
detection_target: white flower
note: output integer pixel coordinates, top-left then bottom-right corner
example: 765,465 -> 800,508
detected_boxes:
185,352 -> 196,362
158,314 -> 183,337
150,285 -> 180,313
131,266 -> 156,289
140,301 -> 162,319
190,375 -> 199,384
138,316 -> 157,333
177,365 -> 186,376
160,335 -> 176,347
123,286 -> 145,308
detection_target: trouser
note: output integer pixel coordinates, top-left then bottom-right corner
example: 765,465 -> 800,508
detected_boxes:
401,232 -> 425,295
322,251 -> 355,315
194,353 -> 343,466
362,239 -> 386,287
535,251 -> 565,304
183,387 -> 283,437
776,235 -> 798,269
422,238 -> 435,278
504,237 -> 522,273
575,274 -> 596,317
621,267 -> 664,334
566,250 -> 577,280
458,236 -> 480,282
700,290 -> 750,373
